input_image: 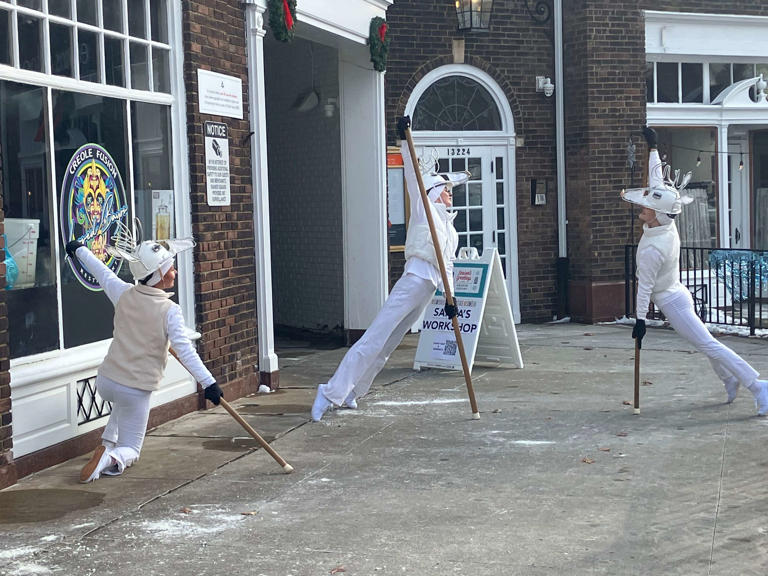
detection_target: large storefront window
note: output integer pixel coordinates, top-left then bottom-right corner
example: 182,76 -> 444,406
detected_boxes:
1,81 -> 58,357
0,0 -> 181,360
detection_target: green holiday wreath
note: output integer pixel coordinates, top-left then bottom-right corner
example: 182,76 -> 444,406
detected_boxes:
367,17 -> 389,72
268,0 -> 297,43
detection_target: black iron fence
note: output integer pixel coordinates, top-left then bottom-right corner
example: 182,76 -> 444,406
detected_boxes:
624,245 -> 768,335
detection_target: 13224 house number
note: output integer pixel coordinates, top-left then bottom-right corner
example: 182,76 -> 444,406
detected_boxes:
446,147 -> 471,157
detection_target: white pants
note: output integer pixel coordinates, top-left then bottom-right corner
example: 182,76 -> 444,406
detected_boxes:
657,289 -> 759,387
97,375 -> 152,473
321,273 -> 437,405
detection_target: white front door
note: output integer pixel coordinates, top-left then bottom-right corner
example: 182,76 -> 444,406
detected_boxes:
417,144 -> 512,275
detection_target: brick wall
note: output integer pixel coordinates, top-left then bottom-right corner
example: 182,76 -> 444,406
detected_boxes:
385,0 -> 559,321
183,2 -> 260,388
264,37 -> 345,335
0,138 -> 16,489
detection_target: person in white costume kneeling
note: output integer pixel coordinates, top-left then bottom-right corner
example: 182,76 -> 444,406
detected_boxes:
311,116 -> 469,421
623,127 -> 768,415
66,221 -> 224,482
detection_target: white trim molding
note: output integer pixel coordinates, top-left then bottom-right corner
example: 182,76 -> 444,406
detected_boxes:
645,10 -> 768,58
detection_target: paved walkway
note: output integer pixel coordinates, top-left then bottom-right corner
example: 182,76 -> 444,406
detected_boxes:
2,323 -> 768,575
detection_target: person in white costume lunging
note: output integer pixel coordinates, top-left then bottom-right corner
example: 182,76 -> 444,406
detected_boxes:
311,116 -> 470,421
66,221 -> 224,482
623,127 -> 768,415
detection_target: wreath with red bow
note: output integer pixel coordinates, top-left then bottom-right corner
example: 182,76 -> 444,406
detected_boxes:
268,0 -> 297,43
367,17 -> 389,72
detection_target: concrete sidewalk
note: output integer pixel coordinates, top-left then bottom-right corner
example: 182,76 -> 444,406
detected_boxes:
2,323 -> 768,575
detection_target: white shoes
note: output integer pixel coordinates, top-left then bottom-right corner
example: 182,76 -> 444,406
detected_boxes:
311,386 -> 333,422
344,392 -> 358,410
749,379 -> 768,416
724,378 -> 739,404
79,445 -> 116,483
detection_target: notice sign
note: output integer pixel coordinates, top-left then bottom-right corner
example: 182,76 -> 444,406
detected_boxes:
197,69 -> 243,119
204,121 -> 230,206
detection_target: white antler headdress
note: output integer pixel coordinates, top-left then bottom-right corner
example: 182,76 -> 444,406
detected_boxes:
106,217 -> 195,282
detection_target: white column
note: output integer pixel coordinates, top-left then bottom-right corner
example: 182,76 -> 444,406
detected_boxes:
718,124 -> 730,248
339,55 -> 388,330
245,2 -> 278,375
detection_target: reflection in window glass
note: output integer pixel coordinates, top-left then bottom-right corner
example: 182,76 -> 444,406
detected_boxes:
76,0 -> 98,26
413,76 -> 502,131
103,0 -> 124,32
78,29 -> 99,83
150,0 -> 168,43
130,42 -> 149,90
0,10 -> 9,66
50,23 -> 74,78
733,64 -> 754,82
19,15 -> 43,72
48,0 -> 71,18
128,0 -> 147,38
104,36 -> 125,87
646,62 -> 655,103
131,102 -> 174,240
0,81 -> 59,358
152,48 -> 171,93
709,63 -> 730,103
18,0 -> 43,11
754,133 -> 768,250
681,63 -> 702,103
52,90 -> 133,349
656,63 -> 678,103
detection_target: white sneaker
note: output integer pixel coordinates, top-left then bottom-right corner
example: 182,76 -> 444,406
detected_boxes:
750,380 -> 768,416
344,392 -> 358,410
724,378 -> 739,404
79,445 -> 115,483
311,386 -> 333,422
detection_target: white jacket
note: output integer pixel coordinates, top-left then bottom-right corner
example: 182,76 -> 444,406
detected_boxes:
635,220 -> 685,320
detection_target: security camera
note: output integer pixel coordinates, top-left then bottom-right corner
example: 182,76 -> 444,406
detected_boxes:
543,78 -> 555,98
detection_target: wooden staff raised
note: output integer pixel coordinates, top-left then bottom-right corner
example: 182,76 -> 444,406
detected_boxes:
402,121 -> 480,420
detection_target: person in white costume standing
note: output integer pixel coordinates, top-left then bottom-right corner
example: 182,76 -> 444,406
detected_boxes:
623,127 -> 768,415
311,116 -> 469,421
66,221 -> 224,482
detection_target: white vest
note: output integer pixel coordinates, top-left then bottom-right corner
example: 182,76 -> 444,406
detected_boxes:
405,202 -> 458,276
98,284 -> 175,391
636,221 -> 682,297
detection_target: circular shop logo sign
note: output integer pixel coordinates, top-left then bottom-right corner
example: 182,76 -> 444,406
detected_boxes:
60,144 -> 128,290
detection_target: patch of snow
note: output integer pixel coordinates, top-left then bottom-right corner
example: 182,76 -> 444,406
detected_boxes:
0,547 -> 39,561
606,316 -> 768,338
138,511 -> 244,539
548,316 -> 571,324
371,399 -> 465,406
39,535 -> 59,543
510,440 -> 556,446
7,563 -> 51,576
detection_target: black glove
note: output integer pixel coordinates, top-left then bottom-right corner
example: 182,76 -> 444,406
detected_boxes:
444,301 -> 458,319
632,319 -> 646,349
397,116 -> 411,140
642,126 -> 657,149
65,240 -> 84,259
204,382 -> 223,405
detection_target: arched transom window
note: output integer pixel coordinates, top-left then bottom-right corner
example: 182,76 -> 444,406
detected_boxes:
412,75 -> 502,131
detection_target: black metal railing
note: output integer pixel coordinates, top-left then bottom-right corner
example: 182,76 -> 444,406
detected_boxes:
625,245 -> 768,335
77,376 -> 112,425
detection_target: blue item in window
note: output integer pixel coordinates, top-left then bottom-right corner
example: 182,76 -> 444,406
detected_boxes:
3,233 -> 18,290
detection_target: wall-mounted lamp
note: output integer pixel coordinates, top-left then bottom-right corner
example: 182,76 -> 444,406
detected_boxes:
536,76 -> 555,97
455,0 -> 493,30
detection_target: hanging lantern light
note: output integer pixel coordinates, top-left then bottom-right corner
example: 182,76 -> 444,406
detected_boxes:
455,0 -> 494,30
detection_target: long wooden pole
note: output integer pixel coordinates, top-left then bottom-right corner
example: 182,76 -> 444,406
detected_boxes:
403,126 -> 480,419
170,348 -> 293,473
633,340 -> 640,415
